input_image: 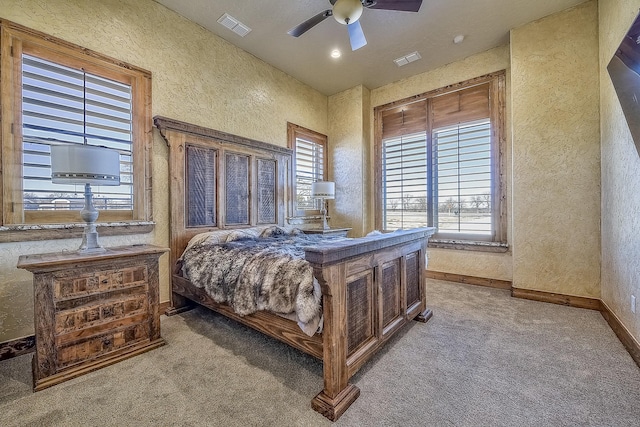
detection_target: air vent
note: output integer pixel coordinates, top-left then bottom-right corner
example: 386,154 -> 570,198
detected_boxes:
217,13 -> 252,37
393,51 -> 421,67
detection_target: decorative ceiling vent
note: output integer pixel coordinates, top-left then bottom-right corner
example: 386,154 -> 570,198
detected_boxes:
393,51 -> 421,67
217,13 -> 251,37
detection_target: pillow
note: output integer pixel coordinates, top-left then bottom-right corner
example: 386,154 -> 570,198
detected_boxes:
184,229 -> 233,252
225,228 -> 260,242
287,227 -> 304,236
259,225 -> 290,238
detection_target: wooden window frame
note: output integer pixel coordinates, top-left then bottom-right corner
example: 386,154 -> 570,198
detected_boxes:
374,71 -> 507,252
0,20 -> 152,238
287,122 -> 328,216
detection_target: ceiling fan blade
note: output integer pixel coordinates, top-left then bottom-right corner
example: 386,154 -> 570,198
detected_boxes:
348,20 -> 367,51
365,0 -> 423,12
288,9 -> 333,37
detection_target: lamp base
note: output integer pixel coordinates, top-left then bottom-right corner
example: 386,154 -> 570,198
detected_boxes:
78,226 -> 106,254
78,183 -> 106,254
321,203 -> 330,230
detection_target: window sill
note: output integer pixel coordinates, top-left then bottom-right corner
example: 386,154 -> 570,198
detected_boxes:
428,239 -> 509,253
0,221 -> 155,243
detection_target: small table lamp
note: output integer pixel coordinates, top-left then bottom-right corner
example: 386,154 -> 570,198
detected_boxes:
311,181 -> 335,230
51,144 -> 121,253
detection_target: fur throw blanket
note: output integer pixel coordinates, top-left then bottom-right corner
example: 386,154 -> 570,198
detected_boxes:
181,232 -> 325,323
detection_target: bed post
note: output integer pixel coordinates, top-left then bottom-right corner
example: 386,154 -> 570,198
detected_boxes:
310,263 -> 360,421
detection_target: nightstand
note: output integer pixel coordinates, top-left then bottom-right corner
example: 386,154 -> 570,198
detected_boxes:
303,227 -> 351,238
17,244 -> 168,391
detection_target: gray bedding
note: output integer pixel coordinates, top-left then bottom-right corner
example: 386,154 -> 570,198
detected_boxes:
180,228 -> 329,325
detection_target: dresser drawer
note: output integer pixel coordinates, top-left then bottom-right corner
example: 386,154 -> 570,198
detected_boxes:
54,265 -> 148,300
55,292 -> 148,335
56,323 -> 148,369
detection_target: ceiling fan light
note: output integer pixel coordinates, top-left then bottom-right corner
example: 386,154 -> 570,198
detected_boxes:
333,0 -> 364,25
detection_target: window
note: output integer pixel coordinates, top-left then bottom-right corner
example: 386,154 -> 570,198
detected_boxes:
430,120 -> 493,236
22,55 -> 134,216
0,20 -> 152,229
287,123 -> 327,214
376,72 -> 506,250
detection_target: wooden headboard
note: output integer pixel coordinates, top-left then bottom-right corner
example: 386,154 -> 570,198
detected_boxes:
154,116 -> 293,272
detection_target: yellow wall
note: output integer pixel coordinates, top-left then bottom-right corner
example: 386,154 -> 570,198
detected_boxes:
328,85 -> 372,236
510,1 -> 601,297
599,0 -> 640,343
0,0 -> 328,342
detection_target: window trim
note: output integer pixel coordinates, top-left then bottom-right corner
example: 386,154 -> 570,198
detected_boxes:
374,71 -> 507,250
287,122 -> 328,216
0,19 -> 152,231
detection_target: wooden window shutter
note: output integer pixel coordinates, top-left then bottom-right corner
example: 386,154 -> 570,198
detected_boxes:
381,100 -> 427,140
431,84 -> 490,129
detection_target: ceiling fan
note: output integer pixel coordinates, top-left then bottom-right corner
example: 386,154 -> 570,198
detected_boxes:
288,0 -> 423,51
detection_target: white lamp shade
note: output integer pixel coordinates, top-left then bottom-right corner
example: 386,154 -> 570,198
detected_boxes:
333,0 -> 363,25
51,144 -> 120,186
311,181 -> 335,199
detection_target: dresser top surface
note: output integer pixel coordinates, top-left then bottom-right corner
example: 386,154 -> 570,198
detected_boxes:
17,244 -> 169,270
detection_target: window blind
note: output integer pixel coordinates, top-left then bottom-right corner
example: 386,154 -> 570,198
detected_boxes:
294,136 -> 325,210
21,54 -> 133,212
382,132 -> 428,229
432,120 -> 492,236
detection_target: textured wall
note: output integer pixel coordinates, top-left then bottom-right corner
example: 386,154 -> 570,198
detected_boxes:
511,1 -> 601,297
599,0 -> 640,342
0,0 -> 327,342
328,85 -> 372,236
371,45 -> 510,108
370,46 -> 513,281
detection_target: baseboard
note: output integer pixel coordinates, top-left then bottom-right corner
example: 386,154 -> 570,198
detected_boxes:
427,270 -> 512,290
511,287 -> 602,311
600,300 -> 640,369
0,335 -> 35,361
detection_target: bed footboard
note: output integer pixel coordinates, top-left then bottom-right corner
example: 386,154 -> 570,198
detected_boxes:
306,227 -> 434,420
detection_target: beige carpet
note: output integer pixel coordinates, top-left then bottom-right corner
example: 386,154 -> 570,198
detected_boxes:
1,280 -> 639,426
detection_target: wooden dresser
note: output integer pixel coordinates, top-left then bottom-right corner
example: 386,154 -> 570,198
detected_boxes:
17,244 -> 168,391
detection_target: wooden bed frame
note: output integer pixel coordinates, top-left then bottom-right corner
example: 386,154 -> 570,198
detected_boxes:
154,116 -> 435,421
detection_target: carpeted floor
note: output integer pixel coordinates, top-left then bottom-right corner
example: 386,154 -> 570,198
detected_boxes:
1,279 -> 639,426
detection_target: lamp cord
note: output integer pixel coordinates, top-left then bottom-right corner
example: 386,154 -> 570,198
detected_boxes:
82,68 -> 87,145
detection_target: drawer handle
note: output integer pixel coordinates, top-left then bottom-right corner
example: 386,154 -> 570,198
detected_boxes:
103,339 -> 111,346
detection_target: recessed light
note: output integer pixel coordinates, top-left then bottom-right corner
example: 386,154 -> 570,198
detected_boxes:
331,49 -> 341,58
453,34 -> 465,44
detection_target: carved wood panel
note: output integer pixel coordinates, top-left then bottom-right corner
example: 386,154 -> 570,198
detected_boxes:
257,158 -> 277,224
186,144 -> 217,227
380,259 -> 402,332
225,153 -> 250,225
405,251 -> 421,309
346,270 -> 374,357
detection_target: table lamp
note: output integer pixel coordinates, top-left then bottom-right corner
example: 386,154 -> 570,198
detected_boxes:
311,181 -> 335,230
51,144 -> 120,253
